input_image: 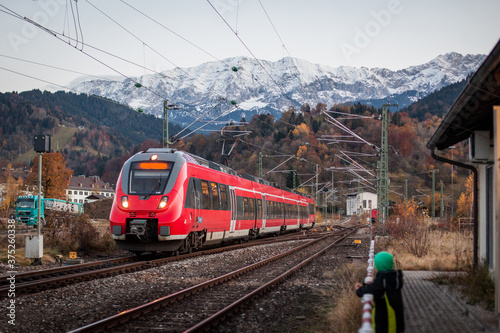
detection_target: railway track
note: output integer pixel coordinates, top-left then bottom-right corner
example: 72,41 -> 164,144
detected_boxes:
69,226 -> 358,333
0,228 -> 331,297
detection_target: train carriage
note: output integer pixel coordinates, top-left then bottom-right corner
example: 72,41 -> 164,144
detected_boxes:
110,148 -> 315,255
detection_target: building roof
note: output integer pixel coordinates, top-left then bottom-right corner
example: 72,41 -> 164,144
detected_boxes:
427,39 -> 500,150
346,191 -> 377,197
69,175 -> 114,192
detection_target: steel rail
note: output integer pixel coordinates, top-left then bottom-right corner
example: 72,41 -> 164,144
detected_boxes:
0,229 -> 332,296
68,227 -> 357,333
184,227 -> 356,332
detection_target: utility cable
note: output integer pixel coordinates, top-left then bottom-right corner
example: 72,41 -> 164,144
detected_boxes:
206,0 -> 293,103
0,54 -> 112,81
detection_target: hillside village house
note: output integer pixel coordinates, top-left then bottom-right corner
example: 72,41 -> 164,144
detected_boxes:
66,175 -> 114,203
346,191 -> 377,216
427,39 -> 500,321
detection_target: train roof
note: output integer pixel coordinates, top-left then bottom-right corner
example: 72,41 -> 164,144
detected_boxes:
144,148 -> 311,199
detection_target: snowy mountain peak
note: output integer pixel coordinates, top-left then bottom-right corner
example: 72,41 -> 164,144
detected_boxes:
73,53 -> 485,127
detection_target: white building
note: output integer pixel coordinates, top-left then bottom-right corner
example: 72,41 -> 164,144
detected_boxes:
66,175 -> 114,203
346,191 -> 377,216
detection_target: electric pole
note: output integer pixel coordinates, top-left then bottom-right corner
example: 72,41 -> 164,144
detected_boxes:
440,180 -> 444,218
377,102 -> 398,234
404,179 -> 408,203
259,152 -> 262,178
431,169 -> 436,218
163,100 -> 179,148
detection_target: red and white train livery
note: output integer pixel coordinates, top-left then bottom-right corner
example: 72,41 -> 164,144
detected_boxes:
110,148 -> 315,255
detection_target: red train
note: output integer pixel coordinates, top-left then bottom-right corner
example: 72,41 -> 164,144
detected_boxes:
110,148 -> 316,255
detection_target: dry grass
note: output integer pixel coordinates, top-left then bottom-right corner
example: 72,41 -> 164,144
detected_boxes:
320,223 -> 473,332
322,264 -> 367,333
379,229 -> 473,271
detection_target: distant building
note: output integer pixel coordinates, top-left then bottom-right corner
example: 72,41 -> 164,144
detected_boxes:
346,191 -> 377,216
66,175 -> 114,203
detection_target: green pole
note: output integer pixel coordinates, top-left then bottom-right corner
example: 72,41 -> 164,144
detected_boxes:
377,102 -> 398,234
259,152 -> 262,178
440,180 -> 444,218
163,100 -> 169,148
404,179 -> 408,203
431,170 -> 435,218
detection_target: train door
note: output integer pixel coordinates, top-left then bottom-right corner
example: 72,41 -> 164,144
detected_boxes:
191,178 -> 201,227
229,187 -> 236,233
261,195 -> 267,229
295,203 -> 299,226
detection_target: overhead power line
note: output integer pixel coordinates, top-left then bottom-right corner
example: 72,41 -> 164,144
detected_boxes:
0,54 -> 112,81
206,0 -> 293,103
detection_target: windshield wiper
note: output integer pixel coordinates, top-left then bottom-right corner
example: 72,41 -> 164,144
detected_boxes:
143,173 -> 164,200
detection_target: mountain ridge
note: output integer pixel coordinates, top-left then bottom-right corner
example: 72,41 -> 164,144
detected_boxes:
72,52 -> 485,127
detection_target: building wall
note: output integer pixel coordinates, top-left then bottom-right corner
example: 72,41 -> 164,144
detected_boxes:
66,189 -> 114,203
346,196 -> 357,216
346,192 -> 378,216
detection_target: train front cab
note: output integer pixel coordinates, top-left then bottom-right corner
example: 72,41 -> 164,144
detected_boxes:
110,150 -> 190,254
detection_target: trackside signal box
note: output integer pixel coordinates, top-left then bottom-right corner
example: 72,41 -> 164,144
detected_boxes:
34,135 -> 51,153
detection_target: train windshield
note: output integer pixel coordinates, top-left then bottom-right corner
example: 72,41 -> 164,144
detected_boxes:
16,198 -> 35,208
129,161 -> 173,195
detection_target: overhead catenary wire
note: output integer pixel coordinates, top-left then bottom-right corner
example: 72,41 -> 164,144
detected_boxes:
0,5 -> 171,102
85,0 -> 222,98
206,0 -> 294,103
0,54 -> 113,82
0,65 -> 135,108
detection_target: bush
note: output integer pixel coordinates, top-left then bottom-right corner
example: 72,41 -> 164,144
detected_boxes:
43,213 -> 116,255
386,215 -> 430,258
433,261 -> 495,310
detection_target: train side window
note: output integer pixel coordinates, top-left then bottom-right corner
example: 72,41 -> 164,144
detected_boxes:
236,196 -> 244,220
257,199 -> 262,219
249,198 -> 255,219
184,178 -> 195,208
201,180 -> 211,210
211,182 -> 220,210
243,197 -> 249,219
220,184 -> 229,210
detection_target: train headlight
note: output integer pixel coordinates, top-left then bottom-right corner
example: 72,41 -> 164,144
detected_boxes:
121,196 -> 129,209
157,196 -> 169,209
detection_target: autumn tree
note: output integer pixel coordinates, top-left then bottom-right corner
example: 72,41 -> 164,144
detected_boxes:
27,152 -> 73,199
457,174 -> 474,220
0,164 -> 24,217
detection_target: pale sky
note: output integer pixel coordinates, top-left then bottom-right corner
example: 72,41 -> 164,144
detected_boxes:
0,0 -> 499,93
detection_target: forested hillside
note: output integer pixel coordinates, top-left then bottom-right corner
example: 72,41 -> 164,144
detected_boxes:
398,78 -> 468,121
0,90 -> 181,181
0,84 -> 470,205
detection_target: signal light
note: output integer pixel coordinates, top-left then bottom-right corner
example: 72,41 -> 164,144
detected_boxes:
151,154 -> 158,161
121,196 -> 129,209
157,196 -> 168,209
